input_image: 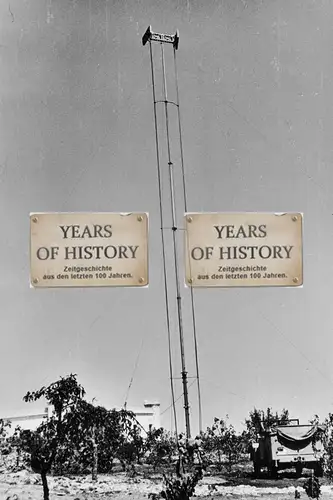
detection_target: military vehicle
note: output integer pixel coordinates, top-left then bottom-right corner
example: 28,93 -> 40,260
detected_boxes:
251,419 -> 324,478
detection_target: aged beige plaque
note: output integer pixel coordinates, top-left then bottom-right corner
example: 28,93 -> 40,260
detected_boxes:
30,212 -> 149,288
184,212 -> 303,288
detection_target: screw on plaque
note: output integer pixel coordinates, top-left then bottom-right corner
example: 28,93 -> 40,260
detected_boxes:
137,215 -> 143,222
188,278 -> 193,284
32,278 -> 39,285
187,216 -> 193,223
32,217 -> 38,223
293,277 -> 299,284
292,216 -> 298,222
138,277 -> 145,284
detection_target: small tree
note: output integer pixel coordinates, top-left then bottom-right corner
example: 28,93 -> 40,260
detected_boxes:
0,418 -> 11,439
201,417 -> 243,472
115,411 -> 146,474
131,424 -> 145,464
18,426 -> 58,499
102,408 -> 136,472
320,413 -> 333,480
245,407 -> 289,435
0,418 -> 11,453
21,374 -> 85,500
8,425 -> 31,470
221,425 -> 244,472
160,434 -> 203,500
161,466 -> 203,500
244,407 -> 290,449
53,398 -> 137,478
145,428 -> 177,471
303,473 -> 321,499
200,418 -> 224,469
61,399 -> 104,480
0,419 -> 14,471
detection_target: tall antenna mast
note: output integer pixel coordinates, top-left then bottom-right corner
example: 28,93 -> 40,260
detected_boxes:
142,26 -> 192,439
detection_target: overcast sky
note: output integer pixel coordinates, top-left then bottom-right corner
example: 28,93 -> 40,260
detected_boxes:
1,0 -> 333,436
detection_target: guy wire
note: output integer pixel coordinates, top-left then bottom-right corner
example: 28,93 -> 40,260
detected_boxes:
173,46 -> 203,435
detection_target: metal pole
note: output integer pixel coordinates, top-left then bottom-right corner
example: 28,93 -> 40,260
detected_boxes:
148,40 -> 179,442
160,42 -> 191,440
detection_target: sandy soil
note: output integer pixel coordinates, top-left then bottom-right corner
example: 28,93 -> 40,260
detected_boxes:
1,470 -> 333,500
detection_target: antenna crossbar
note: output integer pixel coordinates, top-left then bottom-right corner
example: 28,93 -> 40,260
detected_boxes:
142,25 -> 179,49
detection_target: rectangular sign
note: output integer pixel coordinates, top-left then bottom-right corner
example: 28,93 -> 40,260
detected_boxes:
184,212 -> 303,288
30,212 -> 149,288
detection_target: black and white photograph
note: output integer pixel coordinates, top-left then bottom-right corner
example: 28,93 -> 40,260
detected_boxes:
0,1 -> 332,499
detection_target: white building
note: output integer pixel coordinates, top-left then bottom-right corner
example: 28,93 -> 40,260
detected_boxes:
126,401 -> 161,434
2,406 -> 52,435
2,401 -> 160,436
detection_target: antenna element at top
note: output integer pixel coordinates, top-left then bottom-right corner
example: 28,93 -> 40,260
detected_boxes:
142,25 -> 179,50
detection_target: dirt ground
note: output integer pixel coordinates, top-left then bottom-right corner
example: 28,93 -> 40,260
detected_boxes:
1,470 -> 333,500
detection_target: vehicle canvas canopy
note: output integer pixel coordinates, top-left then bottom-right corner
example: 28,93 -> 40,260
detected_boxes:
271,425 -> 323,451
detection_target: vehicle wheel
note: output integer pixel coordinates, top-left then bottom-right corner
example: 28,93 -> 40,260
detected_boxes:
315,464 -> 324,478
295,464 -> 303,478
253,463 -> 260,478
269,465 -> 278,479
